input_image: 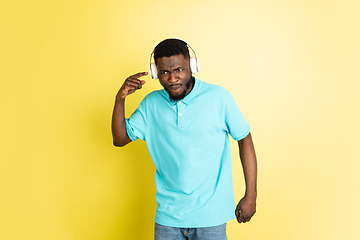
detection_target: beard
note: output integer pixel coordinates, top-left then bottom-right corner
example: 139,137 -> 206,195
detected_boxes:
164,77 -> 194,101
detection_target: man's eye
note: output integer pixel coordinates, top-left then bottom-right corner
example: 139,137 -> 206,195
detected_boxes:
160,71 -> 168,74
176,68 -> 183,72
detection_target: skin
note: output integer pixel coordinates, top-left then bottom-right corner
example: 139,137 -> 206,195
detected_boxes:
111,54 -> 257,224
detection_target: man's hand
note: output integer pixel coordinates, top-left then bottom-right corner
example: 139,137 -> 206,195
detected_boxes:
116,72 -> 148,100
235,196 -> 256,224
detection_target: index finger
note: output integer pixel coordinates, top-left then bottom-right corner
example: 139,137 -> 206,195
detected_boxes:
130,72 -> 148,79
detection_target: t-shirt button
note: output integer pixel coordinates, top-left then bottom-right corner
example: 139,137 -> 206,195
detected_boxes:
179,113 -> 182,116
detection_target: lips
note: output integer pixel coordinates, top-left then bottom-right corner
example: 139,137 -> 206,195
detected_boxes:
169,84 -> 181,90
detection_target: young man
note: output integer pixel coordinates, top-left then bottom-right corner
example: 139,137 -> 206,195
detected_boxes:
112,39 -> 257,240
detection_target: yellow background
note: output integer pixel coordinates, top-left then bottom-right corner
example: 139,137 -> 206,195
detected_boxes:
1,0 -> 359,239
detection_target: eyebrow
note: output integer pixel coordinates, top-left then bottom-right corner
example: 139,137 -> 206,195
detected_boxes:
159,66 -> 183,72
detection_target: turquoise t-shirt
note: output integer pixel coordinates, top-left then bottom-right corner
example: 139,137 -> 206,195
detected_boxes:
125,78 -> 250,228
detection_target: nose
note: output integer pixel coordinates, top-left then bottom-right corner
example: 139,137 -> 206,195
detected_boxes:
168,71 -> 178,83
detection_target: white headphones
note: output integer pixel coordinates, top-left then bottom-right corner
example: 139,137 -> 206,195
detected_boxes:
149,38 -> 200,79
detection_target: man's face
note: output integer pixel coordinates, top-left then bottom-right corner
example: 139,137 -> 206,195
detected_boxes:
156,54 -> 193,101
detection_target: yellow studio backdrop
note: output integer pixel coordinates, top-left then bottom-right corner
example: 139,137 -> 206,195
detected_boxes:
1,0 -> 359,239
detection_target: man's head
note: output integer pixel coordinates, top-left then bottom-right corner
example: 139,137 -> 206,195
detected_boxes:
153,39 -> 194,101
153,39 -> 190,65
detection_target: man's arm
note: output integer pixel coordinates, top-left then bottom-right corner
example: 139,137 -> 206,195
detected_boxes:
111,72 -> 147,147
235,132 -> 257,223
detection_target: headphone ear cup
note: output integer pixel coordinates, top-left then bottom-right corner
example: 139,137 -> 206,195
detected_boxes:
190,57 -> 198,74
150,62 -> 158,79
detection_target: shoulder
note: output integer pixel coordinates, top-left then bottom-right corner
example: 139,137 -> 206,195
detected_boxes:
197,79 -> 232,99
137,89 -> 167,110
141,89 -> 166,102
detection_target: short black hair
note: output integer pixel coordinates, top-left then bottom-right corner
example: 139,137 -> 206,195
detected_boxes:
153,39 -> 190,64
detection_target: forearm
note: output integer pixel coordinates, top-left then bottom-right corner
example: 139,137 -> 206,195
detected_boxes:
238,133 -> 258,199
111,97 -> 131,147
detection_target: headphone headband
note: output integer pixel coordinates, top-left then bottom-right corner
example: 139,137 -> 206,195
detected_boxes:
149,38 -> 200,79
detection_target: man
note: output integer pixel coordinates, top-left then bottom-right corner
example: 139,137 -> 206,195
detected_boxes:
112,39 -> 257,240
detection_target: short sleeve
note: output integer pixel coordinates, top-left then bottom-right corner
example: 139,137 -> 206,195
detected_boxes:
125,97 -> 147,141
224,91 -> 250,141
